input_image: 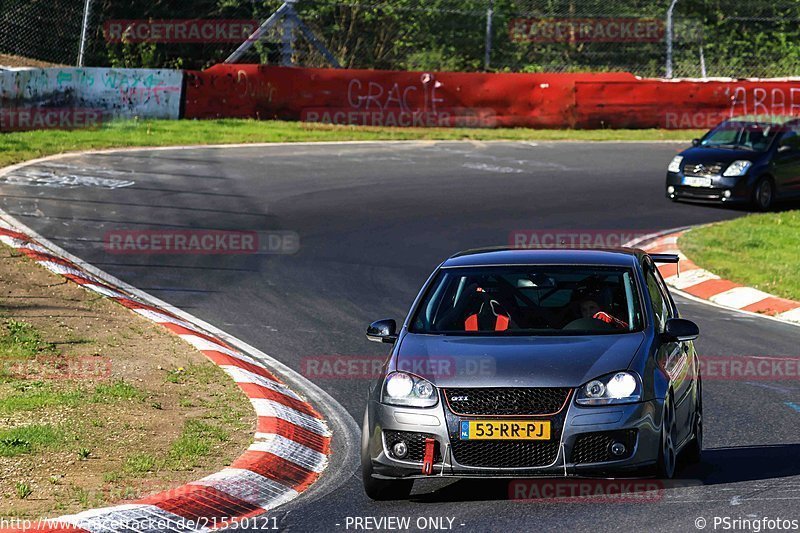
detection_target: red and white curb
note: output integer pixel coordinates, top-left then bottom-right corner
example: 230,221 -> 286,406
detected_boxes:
635,229 -> 800,325
0,221 -> 331,532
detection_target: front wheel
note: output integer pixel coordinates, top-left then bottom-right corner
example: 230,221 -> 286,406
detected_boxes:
656,394 -> 678,479
684,378 -> 703,464
362,460 -> 413,500
752,177 -> 775,211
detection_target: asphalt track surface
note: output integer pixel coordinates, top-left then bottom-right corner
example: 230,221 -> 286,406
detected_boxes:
1,141 -> 799,533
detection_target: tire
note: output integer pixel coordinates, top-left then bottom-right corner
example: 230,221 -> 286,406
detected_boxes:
684,378 -> 703,464
360,409 -> 413,500
752,176 -> 775,211
656,393 -> 678,479
362,460 -> 413,501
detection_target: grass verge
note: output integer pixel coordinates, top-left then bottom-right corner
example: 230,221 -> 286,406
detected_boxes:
0,247 -> 253,518
679,211 -> 800,302
0,119 -> 701,169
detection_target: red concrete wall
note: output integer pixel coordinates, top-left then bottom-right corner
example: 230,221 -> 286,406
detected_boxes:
183,64 -> 800,129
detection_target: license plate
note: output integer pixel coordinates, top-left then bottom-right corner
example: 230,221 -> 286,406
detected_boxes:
683,176 -> 712,187
459,420 -> 551,440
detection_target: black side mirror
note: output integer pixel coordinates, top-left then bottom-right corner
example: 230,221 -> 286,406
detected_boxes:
662,318 -> 699,342
778,143 -> 793,153
692,139 -> 701,147
366,319 -> 398,344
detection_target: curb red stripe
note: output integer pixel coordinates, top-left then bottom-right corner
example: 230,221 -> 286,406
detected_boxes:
139,485 -> 262,521
0,227 -> 33,242
0,526 -> 89,533
741,297 -> 800,316
683,278 -> 741,299
162,322 -> 233,350
230,451 -> 321,492
257,417 -> 331,454
203,350 -> 280,382
239,382 -> 321,418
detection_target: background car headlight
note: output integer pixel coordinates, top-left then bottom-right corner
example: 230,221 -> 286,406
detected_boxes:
667,155 -> 683,173
576,371 -> 642,406
382,372 -> 438,407
722,160 -> 752,177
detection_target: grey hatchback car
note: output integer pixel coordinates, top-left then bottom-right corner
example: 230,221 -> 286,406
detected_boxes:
361,248 -> 702,500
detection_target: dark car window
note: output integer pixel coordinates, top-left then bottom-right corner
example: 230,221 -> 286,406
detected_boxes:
410,265 -> 643,336
700,121 -> 780,152
645,267 -> 669,332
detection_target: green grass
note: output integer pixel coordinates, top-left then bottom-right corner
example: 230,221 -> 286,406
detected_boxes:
0,118 -> 701,169
0,319 -> 56,359
166,419 -> 229,471
123,453 -> 157,475
0,379 -> 145,412
680,211 -> 800,302
0,424 -> 65,457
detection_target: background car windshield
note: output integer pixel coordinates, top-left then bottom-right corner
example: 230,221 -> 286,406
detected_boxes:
410,265 -> 643,335
700,122 -> 780,151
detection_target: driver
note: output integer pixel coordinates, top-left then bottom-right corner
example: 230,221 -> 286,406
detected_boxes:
579,296 -> 629,330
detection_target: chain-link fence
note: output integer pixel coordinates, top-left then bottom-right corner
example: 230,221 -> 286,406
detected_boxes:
1,0 -> 800,78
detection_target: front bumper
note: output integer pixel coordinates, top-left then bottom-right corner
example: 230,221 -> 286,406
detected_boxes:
665,171 -> 751,204
364,396 -> 661,479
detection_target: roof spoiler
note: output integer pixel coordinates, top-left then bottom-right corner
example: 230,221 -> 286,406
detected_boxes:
649,253 -> 679,264
649,253 -> 680,277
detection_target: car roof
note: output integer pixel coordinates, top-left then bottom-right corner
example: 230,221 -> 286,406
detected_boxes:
442,247 -> 643,268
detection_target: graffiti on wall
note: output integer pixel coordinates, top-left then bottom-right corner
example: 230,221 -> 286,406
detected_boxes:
0,68 -> 183,131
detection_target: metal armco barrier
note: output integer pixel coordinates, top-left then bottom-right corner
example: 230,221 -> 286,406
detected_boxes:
182,65 -> 800,129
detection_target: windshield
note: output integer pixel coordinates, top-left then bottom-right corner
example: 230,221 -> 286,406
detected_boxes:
700,121 -> 780,152
410,265 -> 644,336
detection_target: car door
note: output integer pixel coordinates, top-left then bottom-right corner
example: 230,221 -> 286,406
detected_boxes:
772,124 -> 800,197
645,261 -> 692,440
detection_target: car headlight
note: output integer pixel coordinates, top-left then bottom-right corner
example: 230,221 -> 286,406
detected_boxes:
722,160 -> 752,177
381,372 -> 438,407
575,371 -> 642,406
667,156 -> 683,173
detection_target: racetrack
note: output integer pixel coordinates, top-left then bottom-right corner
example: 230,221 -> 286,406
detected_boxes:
2,141 -> 799,532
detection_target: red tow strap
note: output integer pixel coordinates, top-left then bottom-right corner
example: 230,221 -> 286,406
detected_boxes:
422,438 -> 435,475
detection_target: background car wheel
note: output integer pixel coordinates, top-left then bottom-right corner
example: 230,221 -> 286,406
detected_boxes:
362,460 -> 413,500
656,394 -> 677,479
753,177 -> 775,211
684,379 -> 703,464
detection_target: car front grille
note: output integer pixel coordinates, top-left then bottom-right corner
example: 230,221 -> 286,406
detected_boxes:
684,162 -> 724,177
383,430 -> 441,463
443,387 -> 571,416
571,430 -> 637,464
449,439 -> 560,468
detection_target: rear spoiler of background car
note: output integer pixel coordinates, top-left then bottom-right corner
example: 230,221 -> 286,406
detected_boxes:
649,253 -> 679,264
649,253 -> 680,276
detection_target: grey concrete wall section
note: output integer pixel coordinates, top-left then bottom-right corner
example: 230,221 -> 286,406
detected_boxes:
0,67 -> 182,119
